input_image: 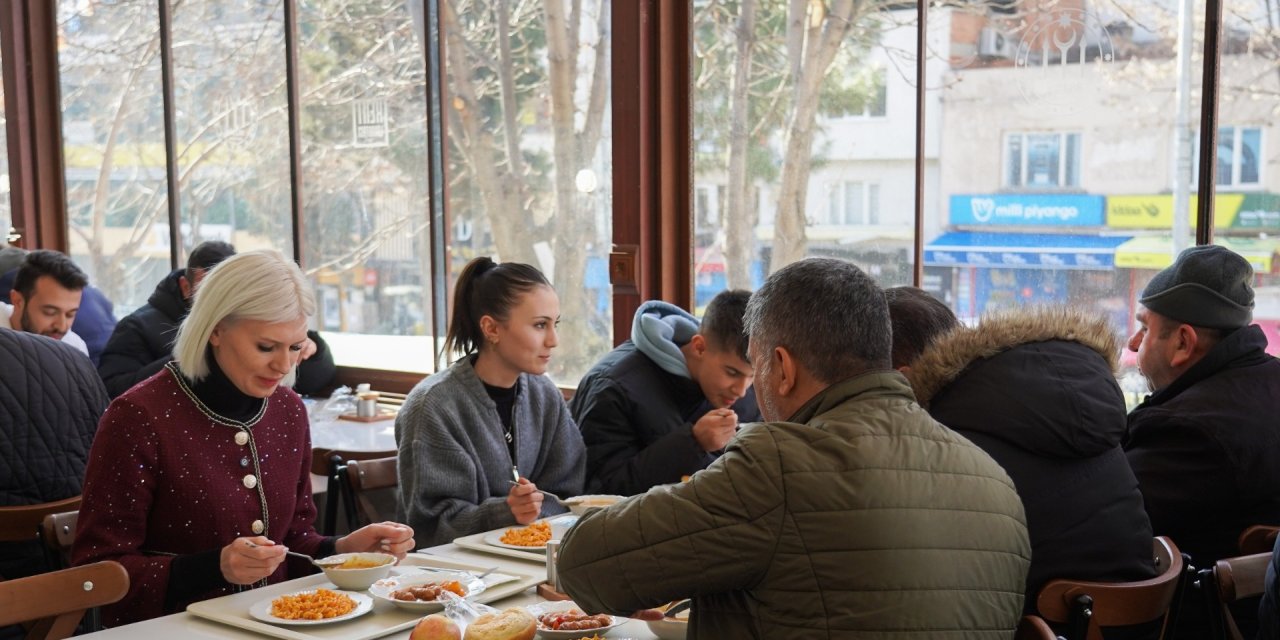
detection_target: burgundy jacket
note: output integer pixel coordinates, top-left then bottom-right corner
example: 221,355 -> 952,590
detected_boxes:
73,365 -> 327,625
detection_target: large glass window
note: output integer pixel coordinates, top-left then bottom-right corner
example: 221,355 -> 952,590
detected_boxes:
297,0 -> 434,371
443,0 -> 613,383
0,45 -> 9,244
692,1 -> 921,297
171,2 -> 292,258
58,1 -> 170,314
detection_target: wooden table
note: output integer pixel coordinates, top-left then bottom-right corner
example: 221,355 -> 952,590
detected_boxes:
79,543 -> 664,639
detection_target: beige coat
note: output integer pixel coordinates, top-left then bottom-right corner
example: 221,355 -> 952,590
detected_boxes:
557,371 -> 1031,639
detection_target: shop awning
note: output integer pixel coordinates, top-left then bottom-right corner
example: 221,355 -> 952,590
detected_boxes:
923,232 -> 1131,270
1113,236 -> 1280,272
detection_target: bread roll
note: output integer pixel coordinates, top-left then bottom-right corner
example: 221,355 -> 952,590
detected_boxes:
462,607 -> 536,640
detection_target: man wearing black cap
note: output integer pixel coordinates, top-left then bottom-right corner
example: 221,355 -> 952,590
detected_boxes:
1124,245 -> 1280,636
97,240 -> 336,398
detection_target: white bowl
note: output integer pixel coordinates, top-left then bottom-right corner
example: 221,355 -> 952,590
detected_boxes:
317,552 -> 396,590
561,494 -> 624,516
645,617 -> 689,640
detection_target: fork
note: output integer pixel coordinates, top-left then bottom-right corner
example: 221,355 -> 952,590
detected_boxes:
244,540 -> 336,569
507,480 -> 570,508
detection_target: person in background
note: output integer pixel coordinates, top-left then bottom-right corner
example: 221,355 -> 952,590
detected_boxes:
74,250 -> 414,626
0,327 -> 108,582
1123,245 -> 1280,638
557,258 -> 1030,639
0,247 -> 115,366
892,293 -> 1157,633
396,256 -> 585,546
571,289 -> 760,496
97,240 -> 335,398
1,249 -> 90,357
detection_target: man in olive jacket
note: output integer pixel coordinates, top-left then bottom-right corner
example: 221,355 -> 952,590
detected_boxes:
558,258 -> 1031,639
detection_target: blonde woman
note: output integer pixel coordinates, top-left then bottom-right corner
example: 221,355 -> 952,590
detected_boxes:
75,250 -> 413,626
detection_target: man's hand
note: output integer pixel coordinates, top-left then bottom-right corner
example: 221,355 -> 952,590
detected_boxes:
692,408 -> 738,452
298,337 -> 318,362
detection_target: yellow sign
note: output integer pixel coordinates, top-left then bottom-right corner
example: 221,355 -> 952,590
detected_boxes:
1114,236 -> 1278,272
1106,194 -> 1245,229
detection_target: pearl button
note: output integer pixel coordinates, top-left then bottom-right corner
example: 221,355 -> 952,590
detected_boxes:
243,474 -> 258,489
235,432 -> 249,446
251,520 -> 264,534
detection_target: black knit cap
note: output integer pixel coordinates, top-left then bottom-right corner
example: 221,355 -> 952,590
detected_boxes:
1139,245 -> 1254,330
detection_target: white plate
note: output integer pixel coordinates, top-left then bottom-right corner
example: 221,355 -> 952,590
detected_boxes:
248,589 -> 373,626
528,600 -> 627,639
483,516 -> 576,553
367,570 -> 488,613
562,494 -> 625,515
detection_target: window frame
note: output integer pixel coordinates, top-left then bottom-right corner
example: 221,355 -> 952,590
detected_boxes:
1,0 -> 1234,377
1003,131 -> 1082,191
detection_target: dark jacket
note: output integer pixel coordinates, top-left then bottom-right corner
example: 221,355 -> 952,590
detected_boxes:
907,309 -> 1157,619
0,269 -> 115,366
571,340 -> 761,495
1125,324 -> 1280,639
98,269 -> 336,398
1125,324 -> 1280,565
0,327 -> 109,580
559,372 -> 1031,639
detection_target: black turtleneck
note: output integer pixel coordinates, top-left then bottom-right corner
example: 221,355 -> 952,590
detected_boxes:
190,348 -> 266,423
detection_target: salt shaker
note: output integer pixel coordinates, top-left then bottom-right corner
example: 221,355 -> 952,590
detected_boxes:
356,392 -> 379,417
546,539 -> 562,591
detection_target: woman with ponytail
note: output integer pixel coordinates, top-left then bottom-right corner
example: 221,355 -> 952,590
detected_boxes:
395,257 -> 585,545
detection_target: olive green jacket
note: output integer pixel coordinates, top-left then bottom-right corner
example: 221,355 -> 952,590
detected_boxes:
557,371 -> 1031,639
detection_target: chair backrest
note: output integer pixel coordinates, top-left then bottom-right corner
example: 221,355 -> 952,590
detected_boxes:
1015,615 -> 1063,640
1237,525 -> 1280,555
1201,551 -> 1272,640
340,456 -> 399,529
0,496 -> 81,544
1036,536 -> 1184,640
312,449 -> 395,536
0,560 -> 128,640
39,511 -> 79,571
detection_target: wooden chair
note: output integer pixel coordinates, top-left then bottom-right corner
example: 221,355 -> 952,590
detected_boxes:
1237,525 -> 1280,555
1198,551 -> 1271,640
1015,615 -> 1064,640
38,510 -> 79,570
0,561 -> 128,640
311,449 -> 395,535
339,456 -> 399,530
1035,536 -> 1184,640
0,496 -> 81,545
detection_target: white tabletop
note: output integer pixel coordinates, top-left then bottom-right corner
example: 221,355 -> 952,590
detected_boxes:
309,415 -> 397,454
80,543 -> 664,639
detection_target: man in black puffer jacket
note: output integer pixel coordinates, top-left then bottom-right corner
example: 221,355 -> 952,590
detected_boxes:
1124,245 -> 1280,639
97,241 -> 335,398
890,290 -> 1157,635
0,327 -> 108,581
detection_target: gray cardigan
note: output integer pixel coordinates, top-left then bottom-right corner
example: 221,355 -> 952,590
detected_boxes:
395,357 -> 585,546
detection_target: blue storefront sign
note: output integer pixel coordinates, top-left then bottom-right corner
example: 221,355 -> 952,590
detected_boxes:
924,232 -> 1130,270
950,194 -> 1106,227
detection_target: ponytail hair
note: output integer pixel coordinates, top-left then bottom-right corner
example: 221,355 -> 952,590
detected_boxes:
443,256 -> 551,358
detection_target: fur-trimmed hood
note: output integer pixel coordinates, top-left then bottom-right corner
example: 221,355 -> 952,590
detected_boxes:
906,307 -> 1127,460
908,308 -> 1120,407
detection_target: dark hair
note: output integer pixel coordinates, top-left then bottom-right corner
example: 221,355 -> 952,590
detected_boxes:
701,289 -> 752,361
13,250 -> 88,298
444,256 -> 552,357
743,258 -> 891,383
884,286 -> 960,369
186,240 -> 237,283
